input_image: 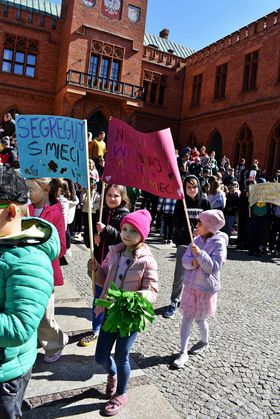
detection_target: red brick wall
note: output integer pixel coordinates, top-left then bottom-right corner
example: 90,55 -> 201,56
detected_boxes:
179,12 -> 280,169
0,5 -> 62,115
64,0 -> 147,86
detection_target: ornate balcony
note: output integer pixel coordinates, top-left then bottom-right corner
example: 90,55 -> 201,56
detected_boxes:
66,70 -> 144,100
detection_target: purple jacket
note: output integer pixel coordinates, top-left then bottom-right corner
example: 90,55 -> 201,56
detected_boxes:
96,242 -> 158,303
182,231 -> 228,293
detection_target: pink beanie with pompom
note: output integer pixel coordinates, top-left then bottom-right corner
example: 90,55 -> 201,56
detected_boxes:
121,209 -> 152,241
199,210 -> 225,234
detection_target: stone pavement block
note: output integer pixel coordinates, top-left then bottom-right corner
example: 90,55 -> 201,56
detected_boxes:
54,299 -> 92,335
25,339 -> 144,399
55,281 -> 81,300
24,384 -> 181,418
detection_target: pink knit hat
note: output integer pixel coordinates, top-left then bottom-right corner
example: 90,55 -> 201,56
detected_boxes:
199,210 -> 225,234
121,210 -> 152,241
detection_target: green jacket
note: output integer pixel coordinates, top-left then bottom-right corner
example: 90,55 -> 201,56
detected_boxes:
0,217 -> 60,382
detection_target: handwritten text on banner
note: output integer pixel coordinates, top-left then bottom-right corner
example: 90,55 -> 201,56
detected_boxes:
249,183 -> 280,207
103,118 -> 184,199
16,115 -> 88,188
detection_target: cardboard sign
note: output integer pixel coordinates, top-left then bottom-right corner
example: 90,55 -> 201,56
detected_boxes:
16,115 -> 88,188
249,182 -> 280,207
103,118 -> 184,199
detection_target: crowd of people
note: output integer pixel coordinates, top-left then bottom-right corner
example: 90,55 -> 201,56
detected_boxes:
0,119 -> 280,417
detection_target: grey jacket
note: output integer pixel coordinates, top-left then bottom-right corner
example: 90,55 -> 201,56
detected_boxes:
182,231 -> 228,293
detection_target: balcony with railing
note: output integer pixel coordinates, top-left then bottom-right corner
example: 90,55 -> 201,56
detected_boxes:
66,70 -> 144,100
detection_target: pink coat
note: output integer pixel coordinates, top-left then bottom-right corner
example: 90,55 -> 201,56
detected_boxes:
96,242 -> 158,304
29,202 -> 66,286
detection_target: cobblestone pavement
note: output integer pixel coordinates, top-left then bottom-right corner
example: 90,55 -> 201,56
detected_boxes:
63,234 -> 280,418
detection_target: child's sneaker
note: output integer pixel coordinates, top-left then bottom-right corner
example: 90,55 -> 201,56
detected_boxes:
163,302 -> 178,318
173,352 -> 188,368
102,393 -> 128,416
79,333 -> 99,347
44,350 -> 62,363
188,340 -> 208,355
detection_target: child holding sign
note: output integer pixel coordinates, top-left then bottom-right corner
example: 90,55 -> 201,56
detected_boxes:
88,210 -> 158,416
173,210 -> 228,368
79,184 -> 130,346
27,178 -> 69,362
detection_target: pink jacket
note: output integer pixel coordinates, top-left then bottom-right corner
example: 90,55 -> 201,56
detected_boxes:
29,202 -> 66,286
96,242 -> 158,304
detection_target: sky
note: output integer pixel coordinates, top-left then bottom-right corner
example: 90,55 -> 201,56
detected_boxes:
145,0 -> 280,51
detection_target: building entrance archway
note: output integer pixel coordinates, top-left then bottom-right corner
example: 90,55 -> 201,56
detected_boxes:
208,130 -> 222,165
267,122 -> 280,178
87,111 -> 108,139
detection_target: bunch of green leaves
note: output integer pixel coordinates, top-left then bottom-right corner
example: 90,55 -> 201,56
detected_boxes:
95,283 -> 155,337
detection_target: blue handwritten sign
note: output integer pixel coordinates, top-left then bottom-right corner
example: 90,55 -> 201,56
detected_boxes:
16,115 -> 88,188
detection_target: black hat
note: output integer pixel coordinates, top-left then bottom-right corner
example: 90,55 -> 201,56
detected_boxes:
0,166 -> 28,203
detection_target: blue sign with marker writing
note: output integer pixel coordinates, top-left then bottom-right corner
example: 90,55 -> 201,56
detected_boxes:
16,115 -> 88,188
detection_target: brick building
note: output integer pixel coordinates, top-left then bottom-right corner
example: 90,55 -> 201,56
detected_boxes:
0,0 -> 279,175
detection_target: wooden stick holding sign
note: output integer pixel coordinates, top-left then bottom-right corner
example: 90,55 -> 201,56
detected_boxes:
182,199 -> 194,245
83,120 -> 95,296
98,180 -> 106,225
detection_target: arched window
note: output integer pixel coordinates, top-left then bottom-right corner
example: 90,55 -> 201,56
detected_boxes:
207,130 -> 222,165
234,125 -> 253,168
186,132 -> 197,147
87,110 -> 108,139
267,122 -> 280,177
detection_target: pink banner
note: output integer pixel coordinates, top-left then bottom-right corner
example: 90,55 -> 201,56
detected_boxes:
103,118 -> 184,200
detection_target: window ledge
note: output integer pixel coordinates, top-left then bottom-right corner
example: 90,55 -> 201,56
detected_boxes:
0,70 -> 36,80
240,88 -> 258,95
212,96 -> 227,103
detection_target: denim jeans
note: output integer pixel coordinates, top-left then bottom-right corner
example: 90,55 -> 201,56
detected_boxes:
92,284 -> 105,334
0,369 -> 31,419
95,328 -> 138,395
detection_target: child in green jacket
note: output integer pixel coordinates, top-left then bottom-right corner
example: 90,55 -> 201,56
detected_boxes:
0,167 -> 60,419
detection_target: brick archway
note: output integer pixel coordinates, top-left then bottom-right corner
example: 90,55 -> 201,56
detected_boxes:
266,122 -> 280,178
207,130 -> 222,165
234,125 -> 253,169
87,110 -> 108,139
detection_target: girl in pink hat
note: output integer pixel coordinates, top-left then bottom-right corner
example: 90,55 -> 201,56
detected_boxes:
88,209 -> 158,416
173,209 -> 228,368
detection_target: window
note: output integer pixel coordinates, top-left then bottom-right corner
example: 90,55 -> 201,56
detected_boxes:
142,70 -> 167,106
242,50 -> 259,91
191,73 -> 203,108
214,63 -> 227,99
88,40 -> 123,91
1,34 -> 38,78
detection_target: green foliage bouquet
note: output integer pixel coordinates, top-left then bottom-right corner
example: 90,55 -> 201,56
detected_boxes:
95,283 -> 155,337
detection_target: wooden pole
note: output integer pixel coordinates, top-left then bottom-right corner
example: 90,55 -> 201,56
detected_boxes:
84,120 -> 95,296
182,198 -> 194,245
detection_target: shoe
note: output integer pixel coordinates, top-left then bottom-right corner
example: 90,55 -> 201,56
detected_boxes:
173,352 -> 188,368
167,240 -> 172,244
79,333 -> 99,347
163,302 -> 178,319
188,340 -> 208,355
106,374 -> 117,398
162,239 -> 168,244
102,394 -> 128,416
44,350 -> 62,363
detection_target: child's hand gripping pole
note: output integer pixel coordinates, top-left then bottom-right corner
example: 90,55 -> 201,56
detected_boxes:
182,199 -> 194,245
95,181 -> 106,247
